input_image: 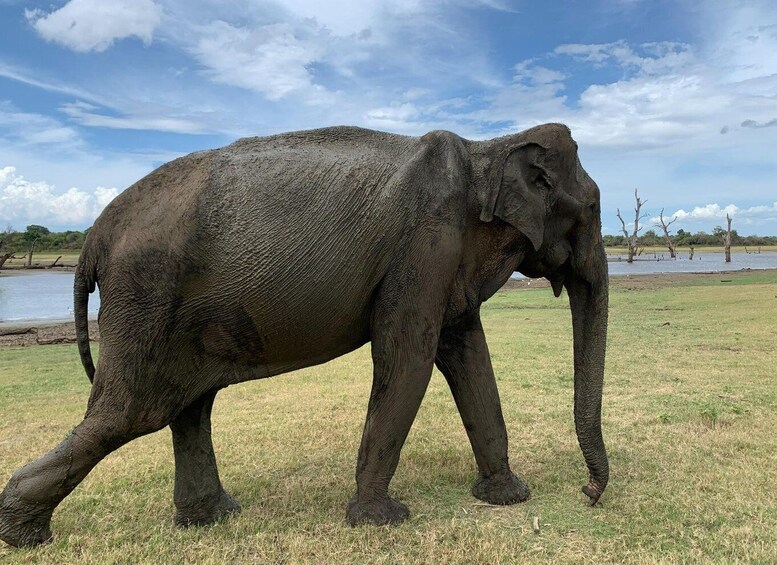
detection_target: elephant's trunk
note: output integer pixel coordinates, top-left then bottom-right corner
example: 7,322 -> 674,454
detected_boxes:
566,241 -> 609,505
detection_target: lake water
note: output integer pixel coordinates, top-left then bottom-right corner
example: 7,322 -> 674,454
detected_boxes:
1,252 -> 776,323
605,250 -> 777,276
511,251 -> 777,279
0,272 -> 101,324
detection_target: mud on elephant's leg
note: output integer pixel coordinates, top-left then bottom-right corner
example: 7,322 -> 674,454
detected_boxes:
436,311 -> 530,506
347,355 -> 436,526
170,390 -> 240,527
0,410 -> 158,548
347,298 -> 442,526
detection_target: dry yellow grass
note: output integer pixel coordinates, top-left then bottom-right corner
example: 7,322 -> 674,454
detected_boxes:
1,271 -> 776,563
2,252 -> 80,268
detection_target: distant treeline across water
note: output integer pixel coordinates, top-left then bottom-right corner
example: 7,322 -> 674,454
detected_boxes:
602,229 -> 777,248
3,226 -> 777,252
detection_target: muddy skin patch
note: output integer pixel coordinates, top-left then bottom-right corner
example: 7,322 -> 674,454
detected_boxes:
199,305 -> 265,365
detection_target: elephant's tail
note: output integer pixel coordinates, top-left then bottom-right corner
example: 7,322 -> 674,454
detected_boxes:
74,250 -> 97,384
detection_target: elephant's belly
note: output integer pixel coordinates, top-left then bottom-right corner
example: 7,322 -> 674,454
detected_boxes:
196,289 -> 373,382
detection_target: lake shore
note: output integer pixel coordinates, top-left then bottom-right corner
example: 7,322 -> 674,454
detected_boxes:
504,266 -> 777,291
3,267 -> 775,347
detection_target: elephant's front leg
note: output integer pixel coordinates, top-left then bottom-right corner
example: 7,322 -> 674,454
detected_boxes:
346,292 -> 442,526
436,310 -> 530,505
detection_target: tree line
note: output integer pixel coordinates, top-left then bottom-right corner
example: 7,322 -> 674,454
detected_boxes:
602,229 -> 777,248
0,225 -> 88,268
1,214 -> 776,270
610,189 -> 777,264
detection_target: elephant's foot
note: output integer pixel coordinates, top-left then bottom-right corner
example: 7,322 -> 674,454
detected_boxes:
0,490 -> 54,548
346,495 -> 409,526
472,470 -> 530,505
174,488 -> 241,527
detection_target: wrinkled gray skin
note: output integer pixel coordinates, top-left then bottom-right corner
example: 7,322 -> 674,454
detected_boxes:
0,123 -> 609,547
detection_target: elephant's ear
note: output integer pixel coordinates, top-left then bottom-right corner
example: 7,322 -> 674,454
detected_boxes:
480,142 -> 551,251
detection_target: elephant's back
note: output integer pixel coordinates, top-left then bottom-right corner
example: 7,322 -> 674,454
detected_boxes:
183,130 -> 419,369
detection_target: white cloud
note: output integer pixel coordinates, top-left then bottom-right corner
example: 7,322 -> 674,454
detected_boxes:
555,40 -> 695,76
273,0 -> 511,36
274,0 -> 385,36
60,101 -> 209,134
27,0 -> 162,53
0,166 -> 118,227
92,186 -> 120,216
493,28 -> 776,152
513,61 -> 566,85
653,202 -> 777,224
0,62 -> 110,108
367,102 -> 418,122
0,101 -> 82,146
189,20 -> 335,103
702,2 -> 777,84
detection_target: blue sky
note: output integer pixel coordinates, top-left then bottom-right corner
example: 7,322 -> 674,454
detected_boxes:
1,0 -> 776,234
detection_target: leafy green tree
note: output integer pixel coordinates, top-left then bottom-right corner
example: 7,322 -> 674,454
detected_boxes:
602,234 -> 626,247
22,224 -> 50,266
638,229 -> 661,246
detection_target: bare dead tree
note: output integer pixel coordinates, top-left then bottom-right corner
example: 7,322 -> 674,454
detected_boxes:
0,252 -> 16,269
616,188 -> 648,263
723,213 -> 733,263
0,226 -> 14,269
654,208 -> 678,259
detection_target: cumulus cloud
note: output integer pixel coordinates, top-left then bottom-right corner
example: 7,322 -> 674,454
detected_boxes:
650,202 -> 777,224
190,20 -> 333,103
26,0 -> 162,53
0,166 -> 118,227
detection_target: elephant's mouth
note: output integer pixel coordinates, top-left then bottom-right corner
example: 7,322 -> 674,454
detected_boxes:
518,240 -> 571,296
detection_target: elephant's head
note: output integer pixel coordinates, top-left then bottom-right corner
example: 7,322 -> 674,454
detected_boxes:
481,123 -> 609,505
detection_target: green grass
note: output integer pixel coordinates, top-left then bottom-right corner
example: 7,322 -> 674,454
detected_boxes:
1,272 -> 776,563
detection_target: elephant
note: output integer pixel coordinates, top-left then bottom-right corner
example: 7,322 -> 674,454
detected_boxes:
0,123 -> 609,547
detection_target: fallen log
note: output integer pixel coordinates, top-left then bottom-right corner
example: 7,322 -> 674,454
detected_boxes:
37,336 -> 78,345
0,327 -> 37,336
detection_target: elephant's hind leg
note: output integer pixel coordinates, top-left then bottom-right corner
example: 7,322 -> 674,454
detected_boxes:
170,391 -> 240,527
0,409 -> 162,548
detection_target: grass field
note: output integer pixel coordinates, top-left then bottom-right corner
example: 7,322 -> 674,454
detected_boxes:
1,272 -> 776,563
